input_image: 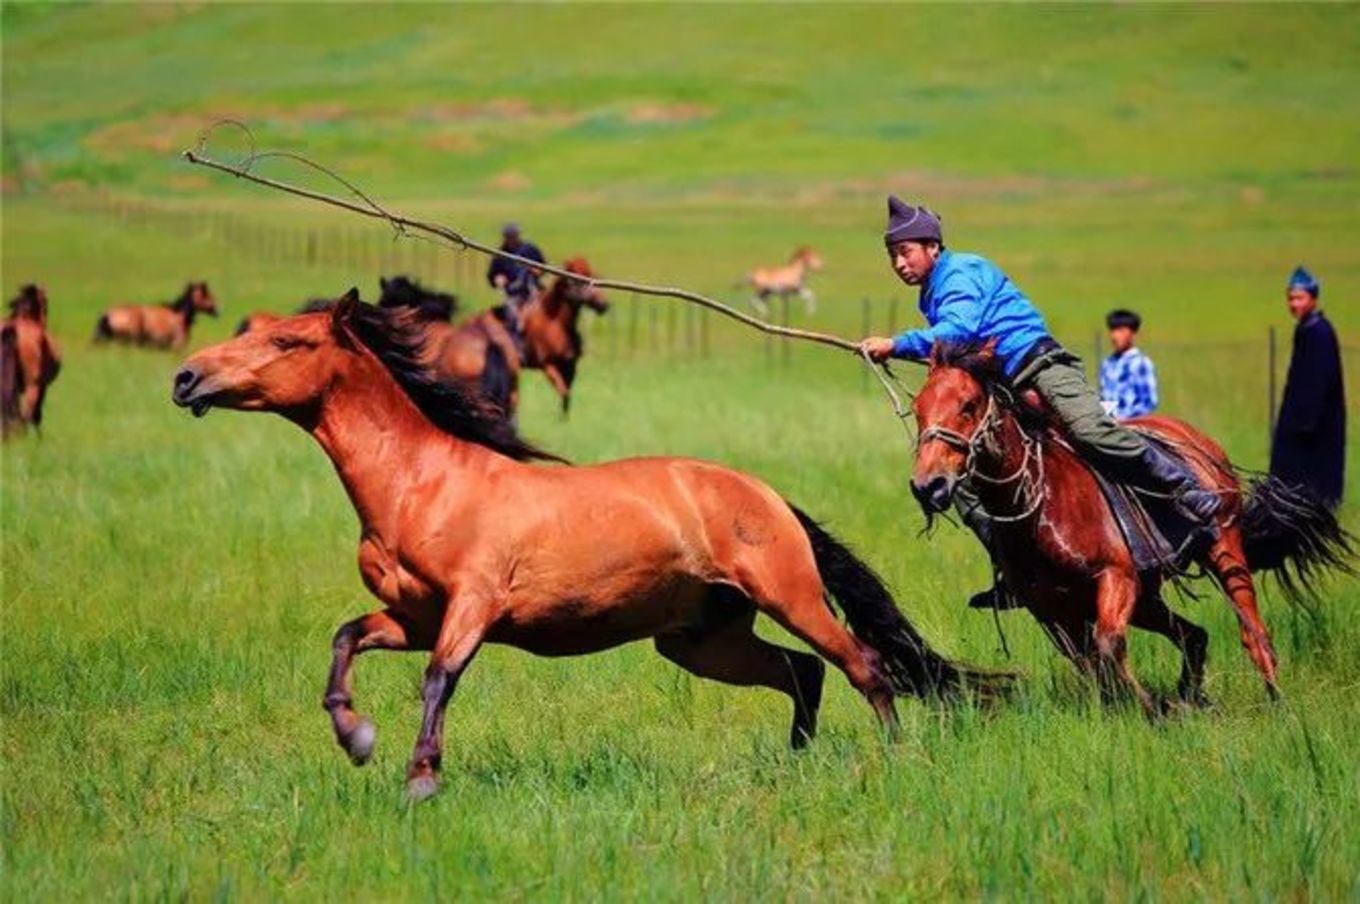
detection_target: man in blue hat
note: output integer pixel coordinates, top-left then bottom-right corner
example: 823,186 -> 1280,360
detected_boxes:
861,196 -> 1223,609
487,222 -> 546,346
1271,266 -> 1346,508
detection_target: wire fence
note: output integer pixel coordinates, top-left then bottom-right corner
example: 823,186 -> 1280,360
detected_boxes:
63,193 -> 1357,449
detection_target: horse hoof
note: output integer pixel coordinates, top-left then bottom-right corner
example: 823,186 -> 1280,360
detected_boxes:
406,774 -> 439,803
345,718 -> 376,766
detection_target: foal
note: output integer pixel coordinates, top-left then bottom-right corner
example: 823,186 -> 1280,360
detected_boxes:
743,246 -> 823,317
173,294 -> 1006,799
95,281 -> 218,349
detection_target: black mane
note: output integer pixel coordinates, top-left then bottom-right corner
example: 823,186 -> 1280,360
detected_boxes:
345,302 -> 562,463
934,341 -> 1008,387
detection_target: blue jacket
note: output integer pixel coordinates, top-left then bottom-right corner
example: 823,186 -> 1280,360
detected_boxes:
890,250 -> 1051,376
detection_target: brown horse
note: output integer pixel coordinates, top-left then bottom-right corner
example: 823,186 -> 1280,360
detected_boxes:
743,246 -> 823,317
519,257 -> 608,415
910,342 -> 1353,714
95,281 -> 218,349
171,293 -> 1006,799
1,284 -> 61,438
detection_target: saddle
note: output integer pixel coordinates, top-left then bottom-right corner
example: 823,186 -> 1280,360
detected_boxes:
1016,390 -> 1207,578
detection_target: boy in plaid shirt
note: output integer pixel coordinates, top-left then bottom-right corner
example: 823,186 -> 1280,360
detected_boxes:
1099,309 -> 1159,420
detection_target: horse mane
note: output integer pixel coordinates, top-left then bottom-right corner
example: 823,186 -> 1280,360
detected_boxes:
343,302 -> 563,463
8,285 -> 44,320
167,282 -> 200,312
297,298 -> 337,314
933,341 -> 1048,432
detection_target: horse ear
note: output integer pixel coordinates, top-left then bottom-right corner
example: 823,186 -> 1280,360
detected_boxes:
929,342 -> 945,367
979,337 -> 1000,361
330,287 -> 361,339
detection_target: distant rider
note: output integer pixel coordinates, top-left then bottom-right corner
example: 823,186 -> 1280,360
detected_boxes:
859,196 -> 1221,610
487,223 -> 546,349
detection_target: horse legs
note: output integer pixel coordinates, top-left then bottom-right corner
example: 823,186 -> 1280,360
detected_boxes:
799,285 -> 816,315
322,609 -> 429,765
1093,569 -> 1158,717
1130,594 -> 1210,707
1205,531 -> 1280,698
748,582 -> 899,737
405,601 -> 489,801
1035,612 -> 1098,678
655,603 -> 825,749
542,363 -> 571,416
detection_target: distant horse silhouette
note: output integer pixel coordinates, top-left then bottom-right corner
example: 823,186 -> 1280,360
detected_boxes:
172,293 -> 1008,800
743,246 -> 823,317
517,257 -> 608,415
95,281 -> 218,349
1,284 -> 61,437
236,278 -> 457,336
911,342 -> 1354,715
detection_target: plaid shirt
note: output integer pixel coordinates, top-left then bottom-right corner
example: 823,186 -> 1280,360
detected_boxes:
1100,347 -> 1158,419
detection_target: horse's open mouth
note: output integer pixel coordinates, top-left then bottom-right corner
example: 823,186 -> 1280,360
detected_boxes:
190,397 -> 213,418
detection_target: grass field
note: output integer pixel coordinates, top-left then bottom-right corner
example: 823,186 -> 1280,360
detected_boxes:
3,5 -> 1359,900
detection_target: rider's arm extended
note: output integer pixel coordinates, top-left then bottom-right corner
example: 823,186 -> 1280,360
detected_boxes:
889,274 -> 983,360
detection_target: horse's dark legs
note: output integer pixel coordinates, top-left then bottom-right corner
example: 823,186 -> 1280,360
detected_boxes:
655,605 -> 825,749
1093,570 -> 1159,717
542,363 -> 570,416
323,609 -> 426,764
405,603 -> 488,801
1206,531 -> 1280,698
1130,594 -> 1210,707
1035,612 -> 1097,678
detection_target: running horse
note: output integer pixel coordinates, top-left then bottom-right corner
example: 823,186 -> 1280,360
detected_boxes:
171,292 -> 1007,800
95,281 -> 219,349
518,257 -> 608,415
743,246 -> 823,317
1,284 -> 62,438
910,342 -> 1354,715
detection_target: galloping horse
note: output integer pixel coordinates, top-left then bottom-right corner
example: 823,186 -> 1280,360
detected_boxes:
910,342 -> 1353,714
518,257 -> 608,415
172,293 -> 1006,799
743,246 -> 823,317
95,281 -> 219,349
1,284 -> 61,438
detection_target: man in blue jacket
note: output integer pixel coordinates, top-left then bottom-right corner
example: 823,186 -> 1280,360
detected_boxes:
861,196 -> 1221,609
487,223 -> 546,346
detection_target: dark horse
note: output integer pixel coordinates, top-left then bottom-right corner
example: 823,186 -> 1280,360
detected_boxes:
378,275 -> 458,322
2,284 -> 61,437
910,342 -> 1353,714
172,293 -> 1007,799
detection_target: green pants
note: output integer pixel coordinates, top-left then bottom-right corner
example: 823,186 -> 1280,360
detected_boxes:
954,351 -> 1147,535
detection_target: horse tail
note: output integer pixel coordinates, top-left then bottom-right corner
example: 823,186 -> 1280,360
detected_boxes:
1240,475 -> 1355,605
1,324 -> 21,434
787,503 -> 1014,701
479,337 -> 515,418
93,313 -> 112,342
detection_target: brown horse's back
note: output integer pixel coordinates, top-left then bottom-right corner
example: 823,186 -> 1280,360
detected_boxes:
97,304 -> 185,348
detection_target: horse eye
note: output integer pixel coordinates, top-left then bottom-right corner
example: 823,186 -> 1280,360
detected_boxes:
272,335 -> 301,351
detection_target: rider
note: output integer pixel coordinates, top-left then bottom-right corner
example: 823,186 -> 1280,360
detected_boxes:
860,195 -> 1222,610
487,223 -> 546,349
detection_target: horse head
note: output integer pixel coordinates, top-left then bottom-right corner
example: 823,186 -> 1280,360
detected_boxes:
792,246 -> 824,272
173,288 -> 361,422
558,258 -> 609,315
9,284 -> 47,322
909,340 -> 1008,515
177,281 -> 219,318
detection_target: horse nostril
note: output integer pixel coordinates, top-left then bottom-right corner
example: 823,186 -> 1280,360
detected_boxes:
911,475 -> 953,512
173,367 -> 200,399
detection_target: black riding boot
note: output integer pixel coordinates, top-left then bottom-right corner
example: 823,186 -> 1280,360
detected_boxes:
1130,443 -> 1223,526
958,498 -> 1023,611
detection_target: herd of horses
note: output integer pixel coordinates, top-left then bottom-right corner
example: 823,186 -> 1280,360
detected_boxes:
169,292 -> 1351,800
3,235 -> 1351,800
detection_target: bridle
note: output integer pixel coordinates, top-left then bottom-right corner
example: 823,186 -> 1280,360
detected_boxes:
916,385 -> 1047,523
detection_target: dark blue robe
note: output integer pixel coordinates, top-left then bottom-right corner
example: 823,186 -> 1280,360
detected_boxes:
1271,310 -> 1346,507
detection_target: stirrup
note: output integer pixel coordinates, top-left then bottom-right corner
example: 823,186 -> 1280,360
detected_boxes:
968,586 -> 1023,611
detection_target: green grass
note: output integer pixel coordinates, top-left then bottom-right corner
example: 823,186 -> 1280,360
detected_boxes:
3,4 -> 1360,900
